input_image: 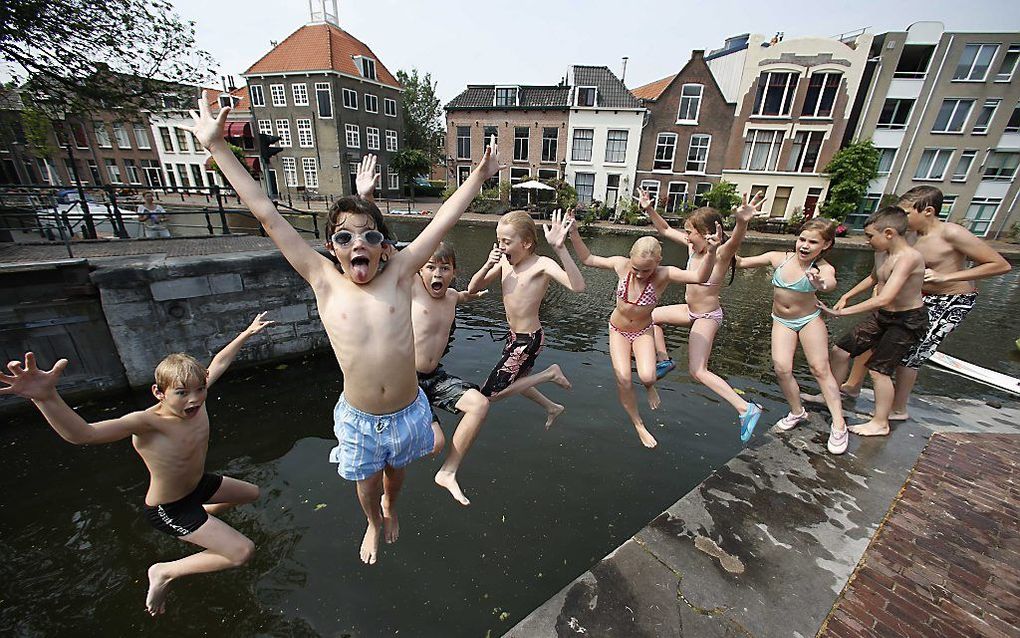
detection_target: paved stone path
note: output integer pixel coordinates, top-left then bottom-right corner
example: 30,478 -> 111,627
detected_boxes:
819,432 -> 1019,638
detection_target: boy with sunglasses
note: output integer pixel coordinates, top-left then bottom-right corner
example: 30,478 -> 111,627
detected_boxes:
189,92 -> 503,565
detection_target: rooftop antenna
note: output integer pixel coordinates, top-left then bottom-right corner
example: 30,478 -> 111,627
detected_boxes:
621,56 -> 629,83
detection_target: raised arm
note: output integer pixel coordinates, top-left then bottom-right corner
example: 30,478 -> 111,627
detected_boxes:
467,243 -> 505,294
640,188 -> 688,246
1,353 -> 150,445
924,224 -> 1012,285
542,209 -> 585,292
566,212 -> 619,270
735,250 -> 779,270
206,312 -> 274,386
187,92 -> 331,286
719,190 -> 765,261
355,154 -> 379,202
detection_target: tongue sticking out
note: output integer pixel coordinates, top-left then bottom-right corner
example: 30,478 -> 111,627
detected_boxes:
350,257 -> 372,282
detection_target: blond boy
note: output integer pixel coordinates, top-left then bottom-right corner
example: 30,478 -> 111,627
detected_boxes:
0,313 -> 272,616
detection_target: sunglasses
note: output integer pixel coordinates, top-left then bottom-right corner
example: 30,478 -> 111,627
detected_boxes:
330,230 -> 387,247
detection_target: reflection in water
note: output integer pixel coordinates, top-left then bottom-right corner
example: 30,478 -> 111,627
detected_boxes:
1,221 -> 1016,636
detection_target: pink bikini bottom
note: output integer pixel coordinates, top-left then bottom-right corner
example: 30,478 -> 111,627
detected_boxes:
689,307 -> 724,325
610,321 -> 655,343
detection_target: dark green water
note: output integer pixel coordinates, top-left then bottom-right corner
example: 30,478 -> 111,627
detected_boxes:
1,221 -> 1017,637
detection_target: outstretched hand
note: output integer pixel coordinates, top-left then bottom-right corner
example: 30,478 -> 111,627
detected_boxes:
543,209 -> 574,249
476,137 -> 506,180
356,154 -> 379,198
185,90 -> 229,151
736,190 -> 766,223
805,268 -> 826,291
245,311 -> 274,335
834,295 -> 850,311
635,188 -> 654,212
564,207 -> 579,235
705,221 -> 724,251
0,353 -> 67,401
816,299 -> 841,317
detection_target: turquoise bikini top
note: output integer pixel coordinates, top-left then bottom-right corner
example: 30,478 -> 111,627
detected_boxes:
771,253 -> 817,293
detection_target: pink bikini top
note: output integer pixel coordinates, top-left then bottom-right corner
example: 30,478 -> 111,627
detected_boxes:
616,271 -> 658,306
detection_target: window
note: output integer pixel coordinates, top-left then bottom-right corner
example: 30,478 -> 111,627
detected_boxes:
769,186 -> 792,217
282,157 -> 298,186
112,122 -> 131,149
972,99 -> 1000,134
914,148 -> 953,180
159,127 -> 174,153
640,180 -> 661,207
94,121 -> 111,147
365,94 -> 378,113
877,99 -> 914,129
932,99 -> 974,133
250,85 -> 265,107
952,151 -> 977,181
176,163 -> 190,188
345,123 -> 360,148
604,130 -> 628,163
258,119 -> 273,135
802,72 -> 841,118
847,193 -> 881,229
302,158 -> 318,188
677,84 -> 703,123
105,158 -> 121,183
939,195 -> 957,220
366,126 -> 380,150
541,128 -> 558,162
175,128 -> 191,153
695,182 -> 713,207
483,126 -> 497,149
686,134 -> 711,173
983,152 -> 1019,180
385,130 -> 398,152
162,163 -> 175,188
190,164 -> 204,188
666,182 -> 688,213
996,45 -> 1020,82
457,166 -> 471,185
571,129 -> 594,162
786,130 -> 824,173
133,124 -> 151,149
741,129 -> 783,171
653,133 -> 677,171
495,87 -> 517,107
953,44 -> 998,81
1007,102 -> 1020,133
384,98 -> 397,117
69,122 -> 88,148
753,71 -> 799,116
456,126 -> 471,159
574,172 -> 595,204
270,84 -> 286,106
292,83 -> 308,106
510,167 -> 529,184
964,198 -> 1000,236
190,132 -> 204,152
538,168 -> 558,180
575,87 -> 597,107
296,119 -> 314,147
355,56 -> 377,80
514,127 -> 529,162
388,172 -> 399,190
123,159 -> 140,184
876,148 -> 897,175
342,88 -> 358,110
894,44 -> 935,78
276,120 -> 291,147
315,83 -> 333,119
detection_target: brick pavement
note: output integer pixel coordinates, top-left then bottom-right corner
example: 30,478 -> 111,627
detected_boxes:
819,432 -> 1020,638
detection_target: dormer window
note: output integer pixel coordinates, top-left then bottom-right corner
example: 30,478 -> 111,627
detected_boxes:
354,56 -> 377,81
494,86 -> 518,107
575,86 -> 597,107
218,94 -> 239,109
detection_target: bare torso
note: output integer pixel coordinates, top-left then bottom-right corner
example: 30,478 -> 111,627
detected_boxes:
685,249 -> 726,313
912,226 -> 976,296
134,406 -> 210,506
771,254 -> 829,319
411,279 -> 458,374
876,247 -> 926,311
500,254 -> 552,334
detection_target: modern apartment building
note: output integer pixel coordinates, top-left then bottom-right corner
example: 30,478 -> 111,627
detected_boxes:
707,31 -> 874,219
633,50 -> 736,213
241,3 -> 404,200
849,22 -> 1020,237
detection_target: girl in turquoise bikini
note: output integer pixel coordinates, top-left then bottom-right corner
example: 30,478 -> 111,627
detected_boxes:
735,218 -> 848,451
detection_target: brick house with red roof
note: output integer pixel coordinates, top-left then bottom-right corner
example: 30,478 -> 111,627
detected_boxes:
633,50 -> 736,213
241,8 -> 404,200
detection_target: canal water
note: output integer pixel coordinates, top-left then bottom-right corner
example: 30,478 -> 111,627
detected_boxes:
2,221 -> 1017,637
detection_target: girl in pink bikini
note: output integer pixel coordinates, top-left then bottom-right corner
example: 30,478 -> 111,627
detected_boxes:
567,213 -> 720,448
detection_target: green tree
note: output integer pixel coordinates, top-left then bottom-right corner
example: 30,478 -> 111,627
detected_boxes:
703,180 -> 742,213
19,106 -> 57,159
2,0 -> 214,113
390,148 -> 432,203
395,68 -> 443,162
209,144 -> 252,179
820,139 -> 880,221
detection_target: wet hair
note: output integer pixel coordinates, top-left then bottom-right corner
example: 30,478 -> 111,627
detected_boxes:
326,196 -> 394,241
630,236 -> 662,260
687,207 -> 736,285
865,206 -> 908,236
798,218 -> 837,257
154,353 -> 206,392
498,211 -> 538,253
431,241 -> 457,269
899,185 -> 942,215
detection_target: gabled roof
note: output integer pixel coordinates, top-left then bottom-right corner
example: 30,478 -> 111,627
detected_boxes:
244,23 -> 400,89
632,74 -> 676,101
445,85 -> 571,110
571,65 -> 641,109
207,86 -> 250,113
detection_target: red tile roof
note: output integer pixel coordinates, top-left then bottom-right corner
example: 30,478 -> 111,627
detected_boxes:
244,23 -> 400,89
206,86 -> 251,113
632,74 -> 676,101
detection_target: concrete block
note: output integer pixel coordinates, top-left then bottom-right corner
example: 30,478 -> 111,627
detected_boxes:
103,301 -> 156,325
274,303 -> 310,323
208,273 -> 243,295
150,276 -> 212,301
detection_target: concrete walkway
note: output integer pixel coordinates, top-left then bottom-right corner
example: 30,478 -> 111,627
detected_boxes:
504,392 -> 1020,637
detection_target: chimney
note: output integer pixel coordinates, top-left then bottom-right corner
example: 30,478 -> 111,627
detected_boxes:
221,75 -> 228,93
228,76 -> 237,91
621,57 -> 629,84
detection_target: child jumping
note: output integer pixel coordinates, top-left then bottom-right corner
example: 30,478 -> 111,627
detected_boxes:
643,189 -> 766,441
190,93 -> 501,565
567,213 -> 719,447
0,313 -> 272,616
467,209 -> 585,429
818,206 -> 927,438
735,219 -> 849,454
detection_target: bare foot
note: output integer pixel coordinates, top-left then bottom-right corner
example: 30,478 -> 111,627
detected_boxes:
849,420 -> 890,437
361,523 -> 381,564
145,564 -> 172,616
887,411 -> 909,422
839,383 -> 861,398
548,364 -> 572,390
635,425 -> 658,448
434,470 -> 470,506
381,497 -> 399,544
544,403 -> 565,430
647,385 -> 661,410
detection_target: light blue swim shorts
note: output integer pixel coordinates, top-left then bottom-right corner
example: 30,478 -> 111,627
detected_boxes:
329,388 -> 435,481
